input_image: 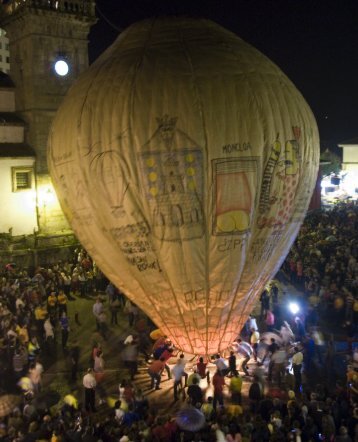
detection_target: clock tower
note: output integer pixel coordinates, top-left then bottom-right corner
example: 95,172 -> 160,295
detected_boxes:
0,0 -> 97,234
1,0 -> 97,173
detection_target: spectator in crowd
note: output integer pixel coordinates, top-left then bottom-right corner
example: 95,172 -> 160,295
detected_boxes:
83,368 -> 97,412
197,356 -> 211,384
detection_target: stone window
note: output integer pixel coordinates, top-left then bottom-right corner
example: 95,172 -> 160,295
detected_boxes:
12,167 -> 33,191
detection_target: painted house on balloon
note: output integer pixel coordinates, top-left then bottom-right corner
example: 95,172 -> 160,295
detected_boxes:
0,0 -> 96,264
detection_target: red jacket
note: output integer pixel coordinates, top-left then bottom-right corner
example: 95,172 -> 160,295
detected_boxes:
212,373 -> 225,394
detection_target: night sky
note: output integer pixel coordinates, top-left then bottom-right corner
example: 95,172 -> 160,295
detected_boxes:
88,0 -> 358,148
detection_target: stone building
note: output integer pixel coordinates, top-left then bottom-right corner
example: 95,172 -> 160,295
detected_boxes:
0,27 -> 9,73
0,0 -> 97,267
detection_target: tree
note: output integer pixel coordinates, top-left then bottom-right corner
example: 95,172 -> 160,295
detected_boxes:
320,149 -> 341,177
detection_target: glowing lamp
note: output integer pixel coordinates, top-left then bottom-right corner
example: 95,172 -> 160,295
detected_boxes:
54,59 -> 69,76
288,302 -> 300,315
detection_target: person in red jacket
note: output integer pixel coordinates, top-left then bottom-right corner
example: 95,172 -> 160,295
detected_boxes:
148,357 -> 165,390
197,357 -> 210,384
212,370 -> 226,410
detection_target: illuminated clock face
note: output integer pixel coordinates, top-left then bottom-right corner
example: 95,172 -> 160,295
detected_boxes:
54,59 -> 69,76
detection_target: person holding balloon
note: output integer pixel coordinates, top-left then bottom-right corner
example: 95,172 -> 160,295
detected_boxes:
172,356 -> 189,401
196,357 -> 211,384
212,354 -> 230,377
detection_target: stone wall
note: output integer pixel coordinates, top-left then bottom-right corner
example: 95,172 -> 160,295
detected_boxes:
0,231 -> 79,273
36,173 -> 71,234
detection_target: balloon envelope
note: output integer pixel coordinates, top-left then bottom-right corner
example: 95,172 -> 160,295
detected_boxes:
48,18 -> 319,355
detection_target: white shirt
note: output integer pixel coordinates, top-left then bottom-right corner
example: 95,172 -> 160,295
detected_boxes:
35,362 -> 44,375
93,302 -> 104,317
214,357 -> 228,371
83,372 -> 97,389
115,407 -> 125,423
234,341 -> 253,357
178,357 -> 187,368
44,320 -> 54,338
271,349 -> 286,364
16,298 -> 25,309
172,363 -> 186,381
248,317 -> 258,331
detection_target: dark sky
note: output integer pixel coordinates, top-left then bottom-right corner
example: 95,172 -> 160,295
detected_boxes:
88,0 -> 358,148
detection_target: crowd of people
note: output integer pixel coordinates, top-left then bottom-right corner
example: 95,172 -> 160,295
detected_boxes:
0,203 -> 357,441
284,206 -> 358,368
283,203 -> 358,332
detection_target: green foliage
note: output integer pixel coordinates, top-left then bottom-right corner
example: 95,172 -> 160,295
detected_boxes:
320,150 -> 342,177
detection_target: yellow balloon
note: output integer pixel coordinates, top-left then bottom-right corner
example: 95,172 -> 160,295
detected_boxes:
48,18 -> 319,355
150,329 -> 164,340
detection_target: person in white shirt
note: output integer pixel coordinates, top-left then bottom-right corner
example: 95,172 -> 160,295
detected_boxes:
292,346 -> 303,391
83,368 -> 97,412
28,358 -> 44,393
213,354 -> 229,376
15,296 -> 25,311
270,348 -> 287,384
92,298 -> 104,331
114,400 -> 125,424
250,328 -> 260,361
233,339 -> 253,376
172,355 -> 188,401
248,315 -> 258,331
44,318 -> 54,340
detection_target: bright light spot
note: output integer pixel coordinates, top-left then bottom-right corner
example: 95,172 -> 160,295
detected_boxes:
289,302 -> 300,315
54,60 -> 69,76
38,187 -> 56,206
321,171 -> 358,205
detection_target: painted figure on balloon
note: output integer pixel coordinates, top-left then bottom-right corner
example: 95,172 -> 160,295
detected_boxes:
259,137 -> 282,215
258,128 -> 302,229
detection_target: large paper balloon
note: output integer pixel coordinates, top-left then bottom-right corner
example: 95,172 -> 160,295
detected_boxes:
48,18 -> 319,355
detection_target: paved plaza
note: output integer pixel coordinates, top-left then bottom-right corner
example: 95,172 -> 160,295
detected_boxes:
31,274 -> 352,417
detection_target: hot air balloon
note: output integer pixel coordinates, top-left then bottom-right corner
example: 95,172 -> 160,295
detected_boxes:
48,17 -> 319,355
